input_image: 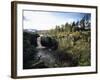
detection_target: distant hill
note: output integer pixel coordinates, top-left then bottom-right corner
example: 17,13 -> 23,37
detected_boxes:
23,29 -> 37,33
37,30 -> 48,33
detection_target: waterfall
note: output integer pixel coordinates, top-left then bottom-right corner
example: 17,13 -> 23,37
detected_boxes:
35,35 -> 56,68
37,35 -> 45,49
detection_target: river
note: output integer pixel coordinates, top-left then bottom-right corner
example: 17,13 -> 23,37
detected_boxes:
29,36 -> 77,68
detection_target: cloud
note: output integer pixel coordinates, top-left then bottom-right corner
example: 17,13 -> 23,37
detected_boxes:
23,11 -> 66,30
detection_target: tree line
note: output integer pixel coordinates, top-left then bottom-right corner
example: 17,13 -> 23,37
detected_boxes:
51,14 -> 90,33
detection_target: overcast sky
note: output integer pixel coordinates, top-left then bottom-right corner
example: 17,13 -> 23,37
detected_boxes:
23,10 -> 90,30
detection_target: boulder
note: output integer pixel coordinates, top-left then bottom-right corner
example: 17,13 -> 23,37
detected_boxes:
41,36 -> 58,50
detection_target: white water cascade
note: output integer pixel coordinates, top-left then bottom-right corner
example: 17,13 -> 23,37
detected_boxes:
35,35 -> 56,68
37,35 -> 45,49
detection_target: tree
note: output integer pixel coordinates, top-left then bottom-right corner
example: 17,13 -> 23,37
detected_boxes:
80,16 -> 85,30
64,22 -> 72,32
79,14 -> 91,30
84,14 -> 91,30
60,24 -> 65,32
55,25 -> 60,32
72,21 -> 76,27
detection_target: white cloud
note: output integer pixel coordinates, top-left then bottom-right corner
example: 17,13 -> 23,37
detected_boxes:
23,11 -> 67,30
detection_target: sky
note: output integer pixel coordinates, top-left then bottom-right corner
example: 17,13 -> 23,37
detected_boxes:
23,10 -> 90,30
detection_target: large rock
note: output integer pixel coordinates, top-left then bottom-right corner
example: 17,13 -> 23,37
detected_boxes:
41,36 -> 58,50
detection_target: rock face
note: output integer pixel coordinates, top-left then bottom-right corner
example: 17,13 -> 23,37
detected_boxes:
40,36 -> 58,50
